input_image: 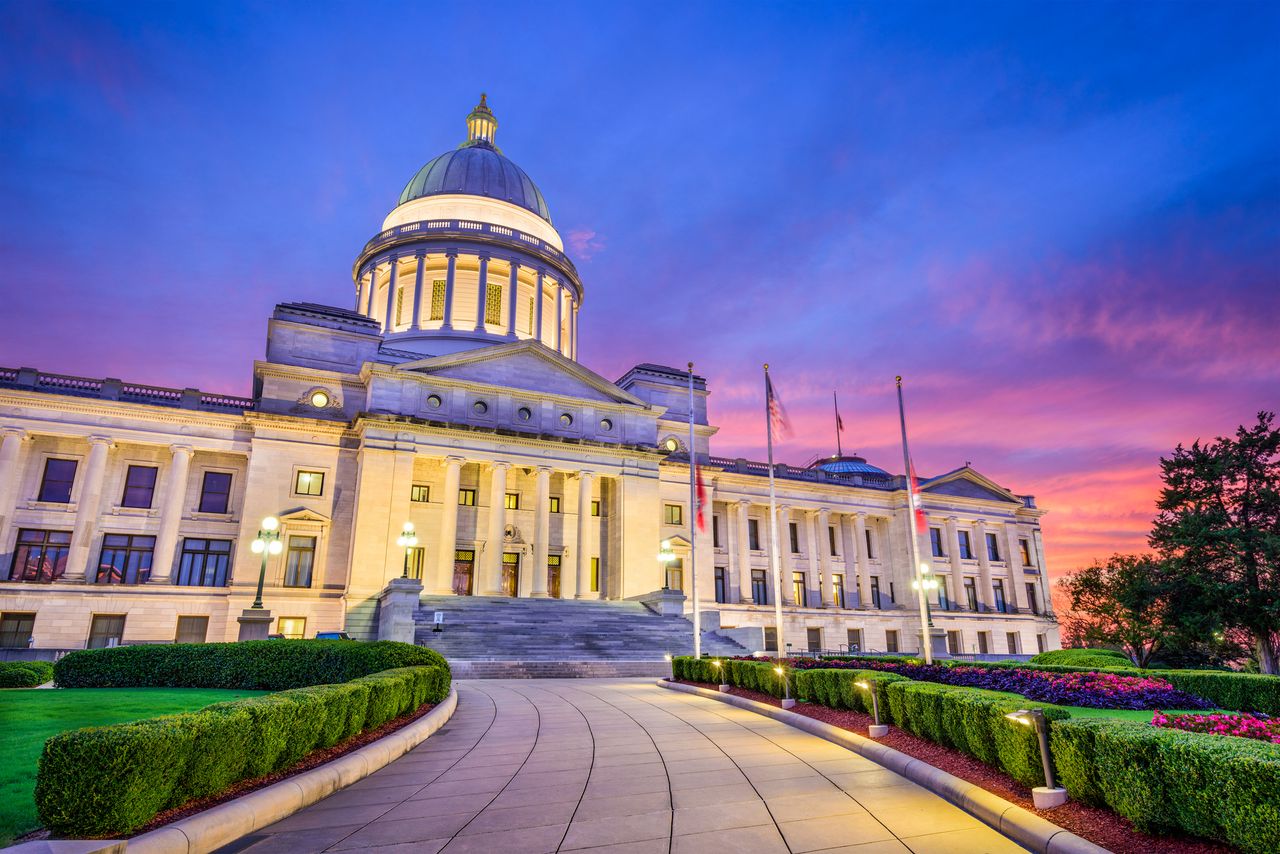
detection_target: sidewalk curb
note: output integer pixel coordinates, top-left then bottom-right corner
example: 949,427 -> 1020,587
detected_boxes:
5,688 -> 459,854
658,680 -> 1108,854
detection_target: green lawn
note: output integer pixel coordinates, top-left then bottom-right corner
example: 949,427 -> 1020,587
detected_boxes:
0,687 -> 266,846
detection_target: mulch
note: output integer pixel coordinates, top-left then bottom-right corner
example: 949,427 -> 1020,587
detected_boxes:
676,680 -> 1233,854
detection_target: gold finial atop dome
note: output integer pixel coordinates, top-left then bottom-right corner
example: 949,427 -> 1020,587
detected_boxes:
464,93 -> 499,149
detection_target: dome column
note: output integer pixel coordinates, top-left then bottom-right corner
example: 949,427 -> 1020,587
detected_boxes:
442,251 -> 457,329
506,260 -> 520,338
382,255 -> 400,332
360,265 -> 377,316
555,288 -> 564,354
534,269 -> 545,345
474,254 -> 490,332
410,252 -> 425,330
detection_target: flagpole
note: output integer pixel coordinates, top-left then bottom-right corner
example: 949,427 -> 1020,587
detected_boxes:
764,364 -> 786,661
896,376 -> 934,665
688,362 -> 701,660
833,391 -> 842,457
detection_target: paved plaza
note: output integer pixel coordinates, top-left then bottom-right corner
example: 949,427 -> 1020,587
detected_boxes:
220,679 -> 1027,854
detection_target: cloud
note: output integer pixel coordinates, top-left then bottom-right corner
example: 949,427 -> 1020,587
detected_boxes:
567,229 -> 606,260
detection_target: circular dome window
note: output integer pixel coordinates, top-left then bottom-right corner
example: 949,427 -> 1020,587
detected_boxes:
560,413 -> 573,427
310,390 -> 330,408
662,437 -> 680,452
425,394 -> 442,409
517,407 -> 532,421
599,418 -> 613,432
473,401 -> 489,415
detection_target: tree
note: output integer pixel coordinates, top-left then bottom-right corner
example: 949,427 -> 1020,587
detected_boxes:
1150,412 -> 1280,674
1056,554 -> 1185,667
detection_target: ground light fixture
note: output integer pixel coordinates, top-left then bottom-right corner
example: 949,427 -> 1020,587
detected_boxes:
249,516 -> 282,610
1005,710 -> 1068,808
711,659 -> 730,692
774,665 -> 796,709
396,521 -> 419,578
855,680 -> 888,738
663,652 -> 673,681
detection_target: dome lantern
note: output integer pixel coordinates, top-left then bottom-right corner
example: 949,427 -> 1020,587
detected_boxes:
463,93 -> 499,149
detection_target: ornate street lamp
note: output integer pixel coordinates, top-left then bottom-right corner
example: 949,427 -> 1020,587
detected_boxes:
658,539 -> 676,588
911,563 -> 940,628
396,521 -> 419,578
249,516 -> 283,610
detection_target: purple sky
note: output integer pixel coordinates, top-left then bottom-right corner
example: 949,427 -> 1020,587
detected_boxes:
2,1 -> 1277,581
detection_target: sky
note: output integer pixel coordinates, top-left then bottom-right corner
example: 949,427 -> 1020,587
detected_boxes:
2,1 -> 1277,588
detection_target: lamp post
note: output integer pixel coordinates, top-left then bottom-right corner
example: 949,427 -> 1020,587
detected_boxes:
658,539 -> 676,589
856,680 -> 888,738
774,665 -> 795,709
1005,709 -> 1067,808
711,659 -> 729,692
663,652 -> 673,682
396,521 -> 419,578
249,516 -> 282,610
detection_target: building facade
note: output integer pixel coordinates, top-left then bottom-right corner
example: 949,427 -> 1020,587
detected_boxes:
0,97 -> 1059,656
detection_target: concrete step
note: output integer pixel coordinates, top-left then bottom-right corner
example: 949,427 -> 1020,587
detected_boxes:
451,660 -> 672,679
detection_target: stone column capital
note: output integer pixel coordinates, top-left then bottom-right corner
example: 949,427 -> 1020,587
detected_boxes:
490,460 -> 512,472
414,250 -> 425,260
443,455 -> 466,468
168,443 -> 194,457
576,470 -> 595,481
87,435 -> 114,448
735,499 -> 751,510
535,465 -> 554,475
1,427 -> 29,442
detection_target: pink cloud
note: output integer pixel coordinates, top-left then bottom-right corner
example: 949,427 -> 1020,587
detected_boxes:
567,229 -> 606,260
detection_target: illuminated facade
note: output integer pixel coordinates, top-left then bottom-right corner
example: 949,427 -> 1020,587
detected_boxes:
0,97 -> 1059,656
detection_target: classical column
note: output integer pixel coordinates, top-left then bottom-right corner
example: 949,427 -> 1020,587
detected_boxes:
361,266 -> 377,317
818,508 -> 834,607
0,428 -> 29,559
555,289 -> 564,353
974,519 -> 998,611
735,499 -> 752,603
506,261 -> 519,338
1032,529 -> 1053,614
410,252 -> 426,329
442,252 -> 458,329
480,462 -> 510,595
803,510 -> 821,608
572,302 -> 579,359
531,466 -> 552,597
434,457 -> 464,594
534,270 -> 545,344
150,445 -> 193,583
944,516 -> 964,608
776,505 -> 793,603
474,254 -> 490,331
383,256 -> 400,332
68,436 -> 112,582
854,512 -> 873,609
574,471 -> 594,598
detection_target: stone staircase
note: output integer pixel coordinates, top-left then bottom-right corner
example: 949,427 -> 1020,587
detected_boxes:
414,595 -> 749,678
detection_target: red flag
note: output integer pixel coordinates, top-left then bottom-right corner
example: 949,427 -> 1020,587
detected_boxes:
765,372 -> 791,439
695,463 -> 708,532
909,458 -> 928,535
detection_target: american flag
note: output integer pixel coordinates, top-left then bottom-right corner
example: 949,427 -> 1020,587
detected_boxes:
909,458 -> 928,534
765,371 -> 791,439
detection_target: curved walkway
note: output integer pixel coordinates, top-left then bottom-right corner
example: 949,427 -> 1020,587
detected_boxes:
218,679 -> 1027,854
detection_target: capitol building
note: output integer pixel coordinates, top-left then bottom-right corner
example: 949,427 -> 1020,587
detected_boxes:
0,97 -> 1059,658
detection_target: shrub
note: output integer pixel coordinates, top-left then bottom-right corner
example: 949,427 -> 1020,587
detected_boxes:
0,660 -> 54,687
792,667 -> 907,717
1051,717 -> 1280,854
1032,648 -> 1131,667
52,639 -> 448,690
35,663 -> 450,838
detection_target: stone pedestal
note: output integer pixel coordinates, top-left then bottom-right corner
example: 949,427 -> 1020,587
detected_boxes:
926,626 -> 950,659
237,608 -> 273,641
635,588 -> 687,617
1032,786 -> 1068,809
378,576 -> 424,644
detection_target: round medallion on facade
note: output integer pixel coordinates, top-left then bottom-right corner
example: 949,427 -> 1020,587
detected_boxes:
599,418 -> 612,432
426,394 -> 442,409
560,413 -> 573,427
473,401 -> 489,415
517,406 -> 532,421
661,437 -> 680,452
309,390 -> 330,408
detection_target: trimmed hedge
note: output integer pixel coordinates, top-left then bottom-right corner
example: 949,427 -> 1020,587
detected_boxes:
1052,718 -> 1280,854
35,664 -> 449,838
0,660 -> 55,688
672,655 -> 789,698
52,639 -> 448,690
1031,648 -> 1130,667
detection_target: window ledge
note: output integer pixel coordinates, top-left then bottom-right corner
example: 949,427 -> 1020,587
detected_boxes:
188,512 -> 237,523
109,506 -> 160,518
24,500 -> 76,511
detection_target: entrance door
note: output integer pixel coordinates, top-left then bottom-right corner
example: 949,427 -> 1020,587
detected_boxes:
452,550 -> 475,596
548,555 -> 561,598
501,553 -> 520,597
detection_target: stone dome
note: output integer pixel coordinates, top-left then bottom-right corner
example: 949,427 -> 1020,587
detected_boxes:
811,455 -> 892,478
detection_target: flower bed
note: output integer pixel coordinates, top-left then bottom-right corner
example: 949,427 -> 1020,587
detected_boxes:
785,656 -> 1212,710
1153,710 -> 1280,744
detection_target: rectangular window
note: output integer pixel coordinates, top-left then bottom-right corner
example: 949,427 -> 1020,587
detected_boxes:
714,567 -> 726,603
294,470 -> 324,497
176,538 -> 232,587
930,527 -> 945,558
458,488 -> 477,506
937,578 -> 950,610
590,557 -> 599,592
1020,538 -> 1033,566
889,581 -> 896,604
806,627 -> 822,652
284,536 -> 316,588
828,526 -> 838,556
395,287 -> 405,325
8,529 -> 71,582
591,499 -> 600,517
748,519 -> 761,551
664,504 -> 683,525
885,629 -> 899,653
977,631 -> 990,655
1036,634 -> 1047,654
792,571 -> 807,607
832,573 -> 845,608
864,528 -> 875,559
751,569 -> 769,604
485,283 -> 503,325
406,546 -> 425,579
549,496 -> 561,513
277,617 -> 306,640
789,522 -> 800,553
0,612 -> 36,649
88,614 -> 126,649
764,626 -> 778,653
992,579 -> 1007,613
120,465 -> 158,509
665,557 -> 683,592
175,615 -> 209,644
430,280 -> 447,321
411,484 -> 430,503
505,492 -> 520,510
846,628 -> 863,653
96,534 -> 155,584
1006,632 -> 1021,654
38,458 -> 77,503
198,471 -> 232,514
957,530 -> 973,560
986,532 -> 1001,561
947,630 -> 962,655
870,576 -> 882,609
964,577 -> 978,611
1026,582 -> 1041,615
712,515 -> 721,548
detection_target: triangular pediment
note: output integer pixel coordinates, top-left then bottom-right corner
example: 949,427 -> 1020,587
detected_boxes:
393,341 -> 647,407
920,467 -> 1021,504
278,507 -> 332,524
